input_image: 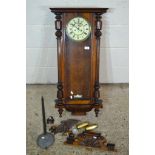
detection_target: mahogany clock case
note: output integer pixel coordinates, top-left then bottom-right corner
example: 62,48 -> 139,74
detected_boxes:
50,8 -> 108,117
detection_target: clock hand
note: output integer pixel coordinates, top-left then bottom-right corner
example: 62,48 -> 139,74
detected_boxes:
75,24 -> 80,30
78,18 -> 80,24
71,23 -> 75,27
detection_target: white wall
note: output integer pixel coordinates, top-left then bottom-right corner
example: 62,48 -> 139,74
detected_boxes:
26,0 -> 129,83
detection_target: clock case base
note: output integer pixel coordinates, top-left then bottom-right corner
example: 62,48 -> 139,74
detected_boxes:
55,99 -> 103,117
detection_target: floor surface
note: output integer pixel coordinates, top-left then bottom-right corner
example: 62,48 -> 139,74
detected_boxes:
26,84 -> 129,155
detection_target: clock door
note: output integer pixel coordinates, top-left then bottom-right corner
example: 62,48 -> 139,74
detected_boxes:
63,13 -> 95,103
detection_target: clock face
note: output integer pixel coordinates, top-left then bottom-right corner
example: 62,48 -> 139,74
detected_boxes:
66,17 -> 91,41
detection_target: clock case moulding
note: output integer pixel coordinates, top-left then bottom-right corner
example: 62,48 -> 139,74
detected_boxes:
50,8 -> 108,117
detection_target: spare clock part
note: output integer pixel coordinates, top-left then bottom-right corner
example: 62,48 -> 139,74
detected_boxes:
49,119 -> 80,134
50,8 -> 108,117
77,122 -> 89,129
47,116 -> 55,124
37,96 -> 55,149
85,124 -> 98,131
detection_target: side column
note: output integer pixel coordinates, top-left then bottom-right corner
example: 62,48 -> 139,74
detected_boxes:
94,13 -> 103,117
54,12 -> 64,117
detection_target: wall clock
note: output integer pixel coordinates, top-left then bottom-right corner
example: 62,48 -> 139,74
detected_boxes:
50,8 -> 108,117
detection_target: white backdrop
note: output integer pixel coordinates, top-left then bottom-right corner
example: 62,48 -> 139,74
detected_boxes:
26,0 -> 129,83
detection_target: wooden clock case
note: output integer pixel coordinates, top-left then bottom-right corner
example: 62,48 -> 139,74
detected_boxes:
50,8 -> 108,117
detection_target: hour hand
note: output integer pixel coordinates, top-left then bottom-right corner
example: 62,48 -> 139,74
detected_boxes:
75,25 -> 79,30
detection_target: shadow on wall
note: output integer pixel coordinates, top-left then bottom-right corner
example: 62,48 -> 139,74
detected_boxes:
34,7 -> 57,83
100,8 -> 113,83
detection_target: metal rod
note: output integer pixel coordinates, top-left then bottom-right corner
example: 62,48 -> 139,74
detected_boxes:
41,96 -> 47,134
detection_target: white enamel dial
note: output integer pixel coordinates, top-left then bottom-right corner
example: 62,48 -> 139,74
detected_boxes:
66,17 -> 91,41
